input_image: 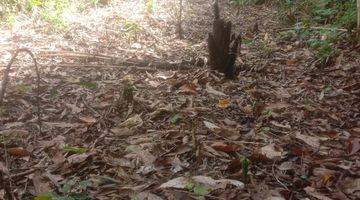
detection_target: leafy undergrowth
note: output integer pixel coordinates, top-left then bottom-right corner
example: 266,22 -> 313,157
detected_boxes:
0,0 -> 359,200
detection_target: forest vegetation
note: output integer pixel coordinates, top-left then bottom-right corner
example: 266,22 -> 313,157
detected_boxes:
0,0 -> 359,199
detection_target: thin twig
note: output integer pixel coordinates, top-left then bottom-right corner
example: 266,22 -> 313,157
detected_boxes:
276,26 -> 350,33
38,50 -> 195,69
1,140 -> 13,200
272,160 -> 290,191
0,48 -> 42,134
0,171 -> 13,200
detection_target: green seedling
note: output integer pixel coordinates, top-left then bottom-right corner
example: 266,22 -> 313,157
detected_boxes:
63,145 -> 87,154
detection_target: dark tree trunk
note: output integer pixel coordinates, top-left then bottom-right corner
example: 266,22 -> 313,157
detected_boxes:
208,0 -> 241,79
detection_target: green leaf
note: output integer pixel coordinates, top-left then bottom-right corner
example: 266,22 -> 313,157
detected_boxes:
184,183 -> 195,191
63,145 -> 87,154
34,193 -> 54,200
262,127 -> 271,133
76,81 -> 97,89
78,180 -> 92,190
169,113 -> 182,124
193,185 -> 211,196
241,157 -> 251,176
68,193 -> 92,200
61,179 -> 76,194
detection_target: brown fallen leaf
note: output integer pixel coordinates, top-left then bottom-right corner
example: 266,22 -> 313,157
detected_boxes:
134,191 -> 163,200
226,159 -> 242,173
347,138 -> 360,155
249,152 -> 271,163
342,177 -> 360,195
31,171 -> 51,195
0,129 -> 29,138
286,59 -> 297,66
260,144 -> 283,159
155,71 -> 176,80
295,132 -> 320,149
218,98 -> 231,108
159,175 -> 244,190
179,83 -> 198,95
242,105 -> 253,114
67,153 -> 91,164
0,161 -> 8,173
79,116 -> 97,124
44,122 -> 82,128
203,121 -> 221,133
206,83 -> 227,96
210,142 -> 240,153
7,147 -> 30,157
304,186 -> 332,200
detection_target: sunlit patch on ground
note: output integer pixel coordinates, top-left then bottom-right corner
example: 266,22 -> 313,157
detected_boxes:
0,1 -> 359,199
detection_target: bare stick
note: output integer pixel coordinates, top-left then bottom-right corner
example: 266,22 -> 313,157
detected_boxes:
357,0 -> 360,42
276,26 -> 350,33
0,171 -> 13,200
0,48 -> 42,134
177,0 -> 184,39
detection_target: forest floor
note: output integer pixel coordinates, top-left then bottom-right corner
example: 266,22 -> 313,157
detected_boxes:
0,0 -> 359,199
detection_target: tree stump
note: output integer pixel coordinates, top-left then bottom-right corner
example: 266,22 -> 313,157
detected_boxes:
208,0 -> 241,79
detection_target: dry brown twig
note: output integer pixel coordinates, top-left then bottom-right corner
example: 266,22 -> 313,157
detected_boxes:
0,48 -> 42,134
0,171 -> 13,200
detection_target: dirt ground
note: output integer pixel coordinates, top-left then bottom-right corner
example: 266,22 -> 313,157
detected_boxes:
0,0 -> 359,199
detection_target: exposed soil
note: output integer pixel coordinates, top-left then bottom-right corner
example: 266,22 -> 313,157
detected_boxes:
0,0 -> 359,199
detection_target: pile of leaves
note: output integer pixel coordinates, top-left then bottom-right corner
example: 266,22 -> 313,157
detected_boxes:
0,0 -> 359,199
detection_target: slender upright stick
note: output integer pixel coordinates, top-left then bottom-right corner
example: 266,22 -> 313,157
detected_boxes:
357,0 -> 360,42
177,0 -> 183,39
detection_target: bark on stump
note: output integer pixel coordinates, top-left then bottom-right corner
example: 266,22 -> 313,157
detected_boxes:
208,0 -> 241,79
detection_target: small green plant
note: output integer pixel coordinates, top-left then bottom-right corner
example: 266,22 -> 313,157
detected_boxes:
230,0 -> 266,6
308,38 -> 334,65
277,0 -> 357,31
193,185 -> 211,196
63,145 -> 87,154
35,178 -> 92,200
261,127 -> 271,133
121,20 -> 142,40
184,183 -> 211,197
25,0 -> 43,12
76,81 -> 98,89
257,41 -> 273,58
319,84 -> 332,100
231,0 -> 250,6
278,30 -> 295,41
241,157 -> 251,177
169,113 -> 182,125
49,88 -> 59,100
262,109 -> 273,118
145,0 -> 156,14
39,0 -> 70,30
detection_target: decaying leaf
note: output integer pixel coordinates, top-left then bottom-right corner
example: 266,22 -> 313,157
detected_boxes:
210,142 -> 240,153
79,116 -> 97,124
260,144 -> 283,159
31,171 -> 51,195
203,121 -> 221,133
117,114 -> 143,129
347,138 -> 360,155
295,132 -> 320,149
179,83 -> 198,95
7,147 -> 30,157
218,98 -> 231,108
205,83 -> 226,96
160,175 -> 244,190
